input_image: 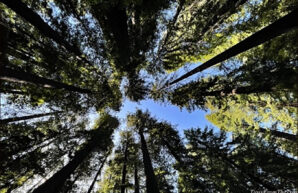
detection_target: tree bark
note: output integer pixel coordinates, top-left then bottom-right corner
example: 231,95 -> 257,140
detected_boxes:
167,9 -> 298,87
134,163 -> 140,193
87,157 -> 107,193
138,128 -> 160,193
0,111 -> 62,124
121,141 -> 129,193
258,127 -> 297,142
0,0 -> 84,61
0,66 -> 93,93
32,140 -> 97,193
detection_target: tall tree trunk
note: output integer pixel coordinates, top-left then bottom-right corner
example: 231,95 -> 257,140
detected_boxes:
138,128 -> 160,193
222,156 -> 276,190
0,66 -> 93,93
205,84 -> 274,96
87,156 -> 107,193
121,141 -> 129,193
167,9 -> 298,87
134,163 -> 140,193
0,89 -> 27,95
0,111 -> 62,124
32,140 -> 97,193
61,173 -> 81,193
197,139 -> 277,190
258,127 -> 297,142
0,0 -> 85,61
162,139 -> 183,163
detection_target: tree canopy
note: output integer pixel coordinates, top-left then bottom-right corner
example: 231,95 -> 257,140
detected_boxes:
0,0 -> 297,192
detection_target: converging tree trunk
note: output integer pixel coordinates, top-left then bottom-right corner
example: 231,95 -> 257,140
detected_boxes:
258,127 -> 297,142
138,128 -> 160,193
32,139 -> 97,193
0,111 -> 62,124
121,141 -> 129,193
0,0 -> 84,60
167,9 -> 298,87
134,163 -> 140,193
197,139 -> 277,190
87,157 -> 107,193
0,66 -> 93,93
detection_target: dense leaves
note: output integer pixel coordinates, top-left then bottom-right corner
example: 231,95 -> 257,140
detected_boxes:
0,0 -> 297,192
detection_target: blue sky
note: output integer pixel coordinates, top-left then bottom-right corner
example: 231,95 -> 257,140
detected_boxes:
117,99 -> 214,135
87,62 -> 222,137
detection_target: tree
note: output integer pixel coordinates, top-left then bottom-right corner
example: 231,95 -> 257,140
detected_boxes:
166,9 -> 298,87
0,111 -> 62,124
158,0 -> 247,71
32,114 -> 119,193
0,0 -> 87,63
86,156 -> 107,193
178,128 -> 298,192
0,66 -> 94,93
0,117 -> 89,192
128,110 -> 160,193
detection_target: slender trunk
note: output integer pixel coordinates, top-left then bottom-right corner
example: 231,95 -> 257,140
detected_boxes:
134,163 -> 140,193
32,140 -> 97,193
4,171 -> 35,193
199,0 -> 247,40
0,0 -> 84,60
121,141 -> 129,193
258,127 -> 297,142
197,139 -> 276,190
0,66 -> 93,93
204,84 -> 274,96
138,128 -> 160,193
87,157 -> 107,193
223,156 -> 276,190
167,9 -> 298,87
162,139 -> 183,163
0,89 -> 27,95
61,173 -> 80,193
0,111 -> 62,124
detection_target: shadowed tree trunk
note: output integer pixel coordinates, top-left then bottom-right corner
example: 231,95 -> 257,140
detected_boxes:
32,139 -> 97,193
167,9 -> 298,87
86,157 -> 107,193
61,173 -> 81,193
0,89 -> 27,95
0,0 -> 85,61
0,66 -> 93,93
134,163 -> 140,193
121,141 -> 129,193
138,127 -> 160,193
0,111 -> 62,124
258,127 -> 297,142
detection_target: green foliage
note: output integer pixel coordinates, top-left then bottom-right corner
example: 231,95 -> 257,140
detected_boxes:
1,0 -> 297,192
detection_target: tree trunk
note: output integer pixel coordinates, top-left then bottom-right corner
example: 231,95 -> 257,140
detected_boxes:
204,84 -> 274,96
87,157 -> 107,193
0,0 -> 84,61
0,66 -> 93,93
32,140 -> 97,193
134,163 -> 140,193
167,9 -> 298,87
138,128 -> 160,193
197,139 -> 277,190
61,173 -> 80,193
162,139 -> 183,163
121,141 -> 129,193
0,111 -> 62,124
258,127 -> 297,142
0,89 -> 27,95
